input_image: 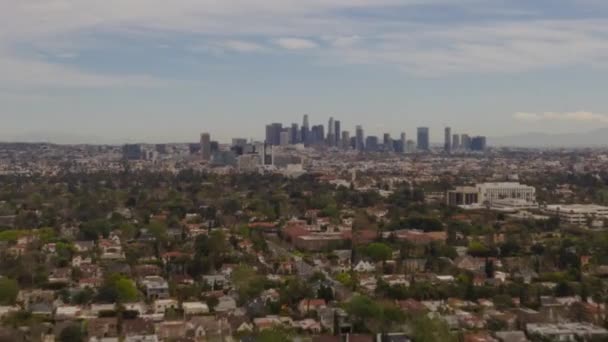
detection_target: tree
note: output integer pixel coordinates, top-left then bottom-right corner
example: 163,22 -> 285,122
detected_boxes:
403,216 -> 442,232
119,223 -> 137,240
256,327 -> 293,342
280,278 -> 313,307
363,243 -> 393,263
148,220 -> 168,242
468,240 -> 493,257
317,285 -> 334,303
114,277 -> 139,302
232,265 -> 266,304
206,296 -> 219,312
59,324 -> 84,342
73,288 -> 94,305
410,316 -> 457,342
580,282 -> 589,302
335,272 -> 356,289
80,219 -> 111,240
0,278 -> 18,305
485,259 -> 495,279
97,274 -> 139,303
554,280 -> 574,297
345,295 -> 382,332
493,294 -> 514,310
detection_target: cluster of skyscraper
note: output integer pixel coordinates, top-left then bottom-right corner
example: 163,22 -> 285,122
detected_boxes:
264,115 -> 344,148
443,127 -> 487,153
123,117 -> 488,162
265,115 -> 487,153
265,115 -> 407,152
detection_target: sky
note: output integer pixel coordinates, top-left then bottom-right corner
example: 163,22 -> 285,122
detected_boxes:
3,0 -> 608,143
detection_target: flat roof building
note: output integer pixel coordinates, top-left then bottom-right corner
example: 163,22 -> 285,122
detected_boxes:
448,182 -> 536,207
545,204 -> 608,225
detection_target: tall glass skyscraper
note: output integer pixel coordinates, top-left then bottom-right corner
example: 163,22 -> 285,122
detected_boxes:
356,125 -> 365,151
417,127 -> 430,150
301,114 -> 310,145
444,127 -> 452,153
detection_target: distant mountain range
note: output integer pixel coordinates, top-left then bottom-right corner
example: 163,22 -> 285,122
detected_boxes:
490,128 -> 608,148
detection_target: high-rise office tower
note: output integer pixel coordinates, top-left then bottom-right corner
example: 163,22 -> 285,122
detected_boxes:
265,123 -> 282,145
383,133 -> 393,152
400,133 -> 407,154
461,134 -> 471,150
341,131 -> 350,150
265,125 -> 273,145
444,127 -> 452,153
327,117 -> 335,146
366,136 -> 379,152
452,134 -> 460,150
311,125 -> 325,145
200,133 -> 211,161
301,114 -> 310,145
272,123 -> 282,145
417,127 -> 430,151
291,123 -> 299,144
210,141 -> 219,153
471,136 -> 487,151
123,144 -> 143,160
280,130 -> 290,146
355,125 -> 365,151
334,120 -> 341,146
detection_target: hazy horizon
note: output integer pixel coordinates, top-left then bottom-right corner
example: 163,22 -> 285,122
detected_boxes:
4,1 -> 608,142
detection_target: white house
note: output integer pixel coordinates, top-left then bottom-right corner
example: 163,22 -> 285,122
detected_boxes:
154,299 -> 178,314
182,302 -> 210,316
353,261 -> 376,273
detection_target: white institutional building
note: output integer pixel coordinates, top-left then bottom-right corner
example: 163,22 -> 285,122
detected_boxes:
448,182 -> 536,207
476,182 -> 536,205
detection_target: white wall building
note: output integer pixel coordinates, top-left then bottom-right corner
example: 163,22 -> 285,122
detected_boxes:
477,182 -> 536,205
545,204 -> 608,225
491,198 -> 538,211
448,182 -> 536,207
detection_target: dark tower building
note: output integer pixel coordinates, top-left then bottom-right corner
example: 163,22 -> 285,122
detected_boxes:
471,136 -> 487,151
265,123 -> 282,145
355,125 -> 365,151
452,134 -> 460,150
291,123 -> 299,144
417,127 -> 430,151
461,134 -> 471,150
444,127 -> 452,153
200,133 -> 211,161
301,114 -> 310,145
365,136 -> 379,152
334,120 -> 341,146
383,133 -> 393,152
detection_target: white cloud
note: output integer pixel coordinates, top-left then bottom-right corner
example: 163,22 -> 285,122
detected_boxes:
275,38 -> 318,50
1,0 -> 608,87
317,19 -> 608,76
0,49 -> 167,88
514,111 -> 608,124
221,40 -> 266,53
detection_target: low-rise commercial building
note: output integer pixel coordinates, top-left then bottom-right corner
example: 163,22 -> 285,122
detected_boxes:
544,204 -> 608,225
